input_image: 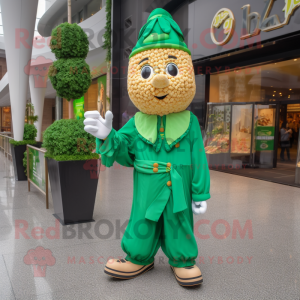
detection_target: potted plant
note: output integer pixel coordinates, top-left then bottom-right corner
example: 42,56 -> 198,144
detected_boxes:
10,124 -> 37,181
48,22 -> 91,118
42,119 -> 99,225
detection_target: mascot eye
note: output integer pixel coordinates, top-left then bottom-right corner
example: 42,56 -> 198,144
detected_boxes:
141,65 -> 153,79
166,63 -> 179,77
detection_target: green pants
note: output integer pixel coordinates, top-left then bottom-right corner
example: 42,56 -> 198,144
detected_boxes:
121,160 -> 198,268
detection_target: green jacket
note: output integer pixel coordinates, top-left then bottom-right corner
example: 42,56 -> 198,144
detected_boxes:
96,111 -> 210,208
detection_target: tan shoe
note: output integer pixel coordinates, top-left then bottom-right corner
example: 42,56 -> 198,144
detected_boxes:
171,265 -> 203,287
104,258 -> 154,279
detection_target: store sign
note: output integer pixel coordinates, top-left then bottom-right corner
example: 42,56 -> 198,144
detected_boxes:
28,147 -> 46,192
73,96 -> 85,120
211,0 -> 300,45
255,126 -> 275,151
211,9 -> 235,46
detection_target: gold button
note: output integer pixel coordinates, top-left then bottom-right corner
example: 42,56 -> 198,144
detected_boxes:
153,163 -> 158,168
167,162 -> 171,167
175,143 -> 180,148
167,181 -> 172,187
160,128 -> 165,133
153,168 -> 158,173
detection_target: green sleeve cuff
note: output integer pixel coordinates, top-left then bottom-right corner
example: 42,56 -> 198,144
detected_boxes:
192,193 -> 211,202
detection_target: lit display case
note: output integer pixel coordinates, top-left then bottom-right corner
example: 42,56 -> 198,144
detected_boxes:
231,104 -> 253,154
204,105 -> 231,154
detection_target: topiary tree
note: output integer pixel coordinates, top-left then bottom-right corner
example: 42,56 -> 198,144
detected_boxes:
49,58 -> 91,101
23,124 -> 37,140
48,23 -> 92,107
42,119 -> 98,161
10,123 -> 37,146
50,23 -> 89,59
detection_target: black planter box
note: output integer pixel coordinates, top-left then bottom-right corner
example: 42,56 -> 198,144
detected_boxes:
11,144 -> 27,181
47,158 -> 100,225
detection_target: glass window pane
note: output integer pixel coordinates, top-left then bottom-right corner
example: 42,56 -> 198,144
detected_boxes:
0,14 -> 2,26
231,104 -> 253,154
204,105 -> 231,154
79,10 -> 84,23
210,58 -> 300,103
87,0 -> 102,17
0,26 -> 3,35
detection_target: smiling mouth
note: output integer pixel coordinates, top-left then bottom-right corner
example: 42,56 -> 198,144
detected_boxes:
155,94 -> 168,100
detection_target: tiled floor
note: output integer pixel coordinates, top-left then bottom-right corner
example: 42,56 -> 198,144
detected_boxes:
0,150 -> 300,300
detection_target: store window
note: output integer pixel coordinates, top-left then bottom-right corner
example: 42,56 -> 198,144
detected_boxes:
79,10 -> 84,23
1,107 -> 11,132
210,58 -> 300,103
87,0 -> 102,17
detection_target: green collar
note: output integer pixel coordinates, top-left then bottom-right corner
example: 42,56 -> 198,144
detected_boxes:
134,111 -> 191,151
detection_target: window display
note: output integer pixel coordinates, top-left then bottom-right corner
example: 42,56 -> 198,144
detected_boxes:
204,105 -> 230,154
1,107 -> 11,132
254,106 -> 276,152
230,105 -> 252,154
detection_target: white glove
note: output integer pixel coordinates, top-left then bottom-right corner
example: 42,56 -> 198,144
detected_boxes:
192,201 -> 207,215
84,111 -> 113,140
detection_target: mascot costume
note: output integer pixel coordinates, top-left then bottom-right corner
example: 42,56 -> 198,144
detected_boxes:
84,8 -> 210,287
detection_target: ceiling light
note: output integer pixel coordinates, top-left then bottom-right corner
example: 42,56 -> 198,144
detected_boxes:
273,95 -> 275,97
294,59 -> 298,61
290,89 -> 292,90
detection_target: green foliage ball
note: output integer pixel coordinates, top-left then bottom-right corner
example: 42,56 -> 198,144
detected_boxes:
42,119 -> 96,159
48,58 -> 92,101
50,23 -> 89,59
23,124 -> 37,140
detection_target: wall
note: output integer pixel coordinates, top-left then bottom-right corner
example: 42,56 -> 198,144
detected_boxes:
0,58 -> 7,80
41,98 -> 55,139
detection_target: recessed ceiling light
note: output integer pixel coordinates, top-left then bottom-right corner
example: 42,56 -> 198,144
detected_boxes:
273,95 -> 275,96
294,59 -> 298,61
289,89 -> 292,90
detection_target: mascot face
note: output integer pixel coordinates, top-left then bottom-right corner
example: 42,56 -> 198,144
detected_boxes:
128,48 -> 196,116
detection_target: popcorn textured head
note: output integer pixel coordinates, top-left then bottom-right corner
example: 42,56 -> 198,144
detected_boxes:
128,48 -> 196,116
128,8 -> 195,116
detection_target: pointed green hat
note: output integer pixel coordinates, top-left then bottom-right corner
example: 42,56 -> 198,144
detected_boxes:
129,8 -> 191,59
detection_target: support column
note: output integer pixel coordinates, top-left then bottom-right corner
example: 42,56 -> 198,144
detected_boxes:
28,60 -> 52,141
29,77 -> 46,142
1,0 -> 39,141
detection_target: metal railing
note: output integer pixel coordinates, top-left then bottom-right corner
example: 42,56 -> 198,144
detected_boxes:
0,133 -> 13,160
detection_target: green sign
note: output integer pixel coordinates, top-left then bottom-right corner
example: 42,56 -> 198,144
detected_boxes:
28,148 -> 46,192
73,96 -> 85,120
255,126 -> 275,151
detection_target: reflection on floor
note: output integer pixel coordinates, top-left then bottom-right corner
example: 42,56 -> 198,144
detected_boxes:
220,163 -> 298,186
1,150 -> 300,299
218,145 -> 299,187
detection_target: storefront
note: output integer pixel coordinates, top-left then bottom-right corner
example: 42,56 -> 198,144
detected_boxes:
189,0 -> 300,186
0,106 -> 12,132
111,0 -> 300,186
